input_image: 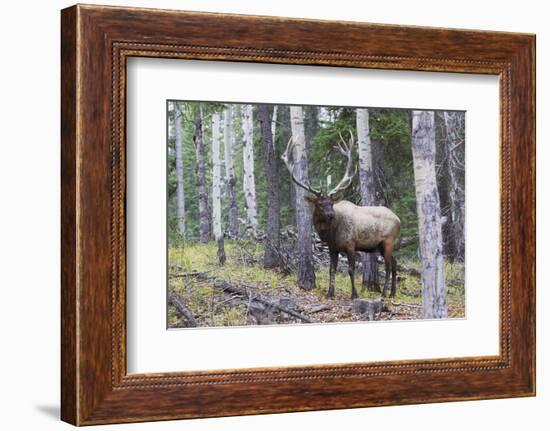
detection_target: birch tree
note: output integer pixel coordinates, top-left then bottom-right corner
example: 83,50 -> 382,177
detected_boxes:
241,104 -> 258,232
193,105 -> 209,243
271,105 -> 278,143
223,106 -> 239,238
356,108 -> 379,291
259,104 -> 281,268
212,111 -> 226,264
173,104 -> 186,240
411,110 -> 447,319
290,106 -> 316,290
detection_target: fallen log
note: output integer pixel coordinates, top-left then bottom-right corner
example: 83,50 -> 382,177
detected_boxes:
168,290 -> 198,327
307,304 -> 331,314
169,270 -> 210,279
391,301 -> 422,309
214,280 -> 314,323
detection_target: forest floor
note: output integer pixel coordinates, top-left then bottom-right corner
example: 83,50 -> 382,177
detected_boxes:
168,240 -> 466,329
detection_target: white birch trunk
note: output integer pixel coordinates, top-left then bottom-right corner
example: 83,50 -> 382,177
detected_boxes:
411,110 -> 447,319
290,106 -> 316,289
211,112 -> 222,241
356,108 -> 378,290
271,105 -> 278,146
241,104 -> 258,232
173,106 -> 185,240
357,109 -> 376,204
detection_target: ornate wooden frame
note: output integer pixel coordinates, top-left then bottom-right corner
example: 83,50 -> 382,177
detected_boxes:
61,4 -> 535,426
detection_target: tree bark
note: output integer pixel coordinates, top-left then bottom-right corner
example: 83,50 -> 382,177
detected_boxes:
211,111 -> 225,265
241,104 -> 258,233
280,107 -> 295,227
223,106 -> 239,238
443,111 -> 465,261
271,105 -> 278,144
411,110 -> 447,319
304,106 -> 320,150
193,105 -> 209,243
356,108 -> 379,291
259,104 -> 281,268
211,112 -> 222,240
174,106 -> 185,240
290,106 -> 316,290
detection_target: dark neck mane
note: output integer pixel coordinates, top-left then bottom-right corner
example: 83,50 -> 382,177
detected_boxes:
312,208 -> 334,244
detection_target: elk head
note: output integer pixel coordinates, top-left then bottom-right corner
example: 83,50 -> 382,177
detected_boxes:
282,130 -> 357,221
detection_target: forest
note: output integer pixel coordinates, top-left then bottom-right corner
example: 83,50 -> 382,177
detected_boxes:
167,100 -> 465,328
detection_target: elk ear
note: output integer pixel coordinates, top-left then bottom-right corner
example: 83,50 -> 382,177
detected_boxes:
304,195 -> 316,205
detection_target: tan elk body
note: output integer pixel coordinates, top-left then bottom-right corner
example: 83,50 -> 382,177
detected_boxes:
314,201 -> 400,253
283,132 -> 401,299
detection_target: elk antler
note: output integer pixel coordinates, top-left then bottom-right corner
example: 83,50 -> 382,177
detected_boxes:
282,136 -> 322,196
328,131 -> 357,197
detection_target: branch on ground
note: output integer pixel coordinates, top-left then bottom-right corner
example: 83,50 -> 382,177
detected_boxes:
214,279 -> 314,324
168,290 -> 198,327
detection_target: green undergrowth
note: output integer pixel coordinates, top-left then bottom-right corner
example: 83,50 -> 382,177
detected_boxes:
168,241 -> 466,328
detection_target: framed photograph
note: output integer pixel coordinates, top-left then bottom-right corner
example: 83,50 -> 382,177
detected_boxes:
61,4 -> 535,425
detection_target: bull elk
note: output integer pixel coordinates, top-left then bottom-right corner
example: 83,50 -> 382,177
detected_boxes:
282,132 -> 401,299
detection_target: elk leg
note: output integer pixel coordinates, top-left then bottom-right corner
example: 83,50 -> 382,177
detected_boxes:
381,240 -> 394,298
390,256 -> 397,298
347,251 -> 358,300
328,250 -> 338,299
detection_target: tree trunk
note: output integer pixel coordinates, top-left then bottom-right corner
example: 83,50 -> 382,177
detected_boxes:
211,112 -> 222,241
304,106 -> 319,149
259,104 -> 281,268
280,107 -> 295,227
223,106 -> 239,238
193,106 -> 209,243
241,104 -> 258,233
211,111 -> 223,245
174,107 -> 185,240
356,108 -> 379,291
271,105 -> 278,144
443,111 -> 465,261
290,106 -> 316,290
411,110 -> 447,319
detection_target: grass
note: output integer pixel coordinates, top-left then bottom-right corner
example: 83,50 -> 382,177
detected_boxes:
168,241 -> 466,328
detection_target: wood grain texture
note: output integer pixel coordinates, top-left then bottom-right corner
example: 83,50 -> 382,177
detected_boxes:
60,5 -> 78,425
60,4 -> 535,426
